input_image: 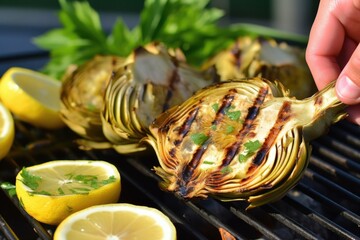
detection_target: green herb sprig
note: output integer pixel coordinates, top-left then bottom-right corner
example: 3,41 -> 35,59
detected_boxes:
20,167 -> 42,190
34,0 -> 226,80
34,0 -> 308,80
0,182 -> 17,197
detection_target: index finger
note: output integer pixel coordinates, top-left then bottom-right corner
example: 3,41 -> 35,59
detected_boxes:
306,0 -> 345,89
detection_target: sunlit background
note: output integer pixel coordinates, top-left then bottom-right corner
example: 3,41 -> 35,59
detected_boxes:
0,0 -> 319,56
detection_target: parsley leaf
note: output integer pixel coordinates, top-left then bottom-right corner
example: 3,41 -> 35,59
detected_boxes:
1,182 -> 17,197
245,140 -> 262,152
20,167 -> 42,191
221,166 -> 232,174
225,125 -> 235,134
191,133 -> 209,145
238,140 -> 262,163
225,106 -> 241,121
212,103 -> 219,112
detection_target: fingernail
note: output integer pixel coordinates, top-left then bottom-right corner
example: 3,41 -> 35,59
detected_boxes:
336,76 -> 360,103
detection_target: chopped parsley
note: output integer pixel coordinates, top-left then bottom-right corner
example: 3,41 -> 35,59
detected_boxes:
221,166 -> 232,174
20,167 -> 42,190
57,187 -> 65,195
191,133 -> 209,145
212,103 -> 219,112
225,125 -> 235,134
1,182 -> 16,197
225,106 -> 241,121
203,161 -> 214,165
239,140 -> 262,163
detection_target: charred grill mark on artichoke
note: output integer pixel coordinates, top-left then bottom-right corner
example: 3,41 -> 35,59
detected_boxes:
212,90 -> 236,126
173,107 -> 200,146
250,101 -> 292,171
180,138 -> 210,190
221,87 -> 268,168
163,69 -> 181,112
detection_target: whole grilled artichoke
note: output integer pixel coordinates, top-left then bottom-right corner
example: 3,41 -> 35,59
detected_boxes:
144,78 -> 346,208
202,37 -> 317,99
60,55 -> 126,141
101,43 -> 215,154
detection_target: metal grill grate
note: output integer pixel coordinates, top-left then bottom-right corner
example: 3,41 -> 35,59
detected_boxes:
0,53 -> 359,240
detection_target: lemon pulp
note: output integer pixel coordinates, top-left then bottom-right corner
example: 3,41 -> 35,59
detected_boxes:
12,71 -> 60,111
15,160 -> 121,225
54,203 -> 177,240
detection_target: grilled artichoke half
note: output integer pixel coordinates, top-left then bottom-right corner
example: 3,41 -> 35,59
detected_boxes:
202,37 -> 317,99
144,78 -> 346,208
60,55 -> 126,141
101,44 -> 215,154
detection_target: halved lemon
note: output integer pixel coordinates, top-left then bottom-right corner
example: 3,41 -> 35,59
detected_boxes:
0,67 -> 65,129
0,102 -> 15,160
15,160 -> 121,225
54,203 -> 177,240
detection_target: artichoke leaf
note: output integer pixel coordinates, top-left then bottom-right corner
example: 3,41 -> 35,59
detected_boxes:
144,78 -> 346,208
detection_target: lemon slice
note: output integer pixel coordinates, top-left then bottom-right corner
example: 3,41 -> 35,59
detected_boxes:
15,160 -> 121,225
54,203 -> 177,240
0,67 -> 65,129
0,102 -> 15,160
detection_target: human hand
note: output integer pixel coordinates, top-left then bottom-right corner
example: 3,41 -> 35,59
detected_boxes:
306,0 -> 360,125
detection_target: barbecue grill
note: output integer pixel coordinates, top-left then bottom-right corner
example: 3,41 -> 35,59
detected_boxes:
0,51 -> 359,240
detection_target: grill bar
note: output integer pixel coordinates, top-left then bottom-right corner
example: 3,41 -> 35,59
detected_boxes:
304,167 -> 360,203
0,52 -> 359,240
282,195 -> 354,239
264,205 -> 319,240
0,215 -> 19,240
297,182 -> 360,226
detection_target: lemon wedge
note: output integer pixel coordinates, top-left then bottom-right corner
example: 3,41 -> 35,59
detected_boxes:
54,203 -> 177,240
0,67 -> 65,129
15,160 -> 121,225
0,102 -> 15,160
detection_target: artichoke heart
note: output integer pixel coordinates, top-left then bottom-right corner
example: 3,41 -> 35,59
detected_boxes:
144,78 -> 346,208
101,43 -> 215,154
60,55 -> 126,141
202,37 -> 317,99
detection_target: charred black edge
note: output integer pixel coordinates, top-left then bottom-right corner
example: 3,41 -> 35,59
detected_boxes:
220,86 -> 269,167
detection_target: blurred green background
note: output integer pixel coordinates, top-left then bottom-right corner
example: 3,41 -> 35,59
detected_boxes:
0,0 -> 320,34
0,0 -> 320,58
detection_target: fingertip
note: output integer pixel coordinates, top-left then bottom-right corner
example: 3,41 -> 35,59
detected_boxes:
336,75 -> 360,104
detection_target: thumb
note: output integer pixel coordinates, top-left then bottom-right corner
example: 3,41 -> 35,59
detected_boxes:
336,44 -> 360,105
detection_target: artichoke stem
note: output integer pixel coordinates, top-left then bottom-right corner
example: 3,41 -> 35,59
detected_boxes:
298,81 -> 347,141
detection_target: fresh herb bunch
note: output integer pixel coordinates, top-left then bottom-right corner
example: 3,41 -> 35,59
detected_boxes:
34,0 -> 308,80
